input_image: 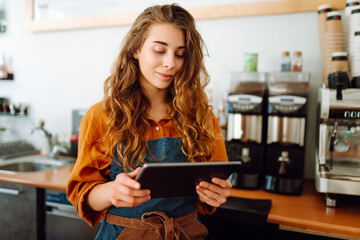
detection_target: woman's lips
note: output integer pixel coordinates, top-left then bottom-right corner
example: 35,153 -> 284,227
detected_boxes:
157,72 -> 173,81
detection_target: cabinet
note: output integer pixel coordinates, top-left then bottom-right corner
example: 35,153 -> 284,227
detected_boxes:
46,189 -> 100,240
0,182 -> 45,240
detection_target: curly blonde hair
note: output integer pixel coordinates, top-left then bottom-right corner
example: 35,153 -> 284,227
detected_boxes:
103,4 -> 215,170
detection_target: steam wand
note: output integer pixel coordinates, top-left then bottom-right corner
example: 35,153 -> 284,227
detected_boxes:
328,120 -> 338,171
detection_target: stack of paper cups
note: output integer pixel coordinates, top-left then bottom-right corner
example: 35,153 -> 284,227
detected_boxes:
323,11 -> 344,87
329,52 -> 349,74
318,5 -> 332,86
349,6 -> 360,79
343,0 -> 360,55
351,29 -> 360,82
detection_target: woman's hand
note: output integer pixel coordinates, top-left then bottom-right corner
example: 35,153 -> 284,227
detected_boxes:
88,167 -> 151,211
196,177 -> 232,207
109,167 -> 151,208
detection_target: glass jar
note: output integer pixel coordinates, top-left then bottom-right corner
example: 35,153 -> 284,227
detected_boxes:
243,53 -> 258,72
281,51 -> 291,72
291,51 -> 303,72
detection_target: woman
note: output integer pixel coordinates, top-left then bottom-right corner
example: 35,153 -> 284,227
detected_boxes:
67,4 -> 231,240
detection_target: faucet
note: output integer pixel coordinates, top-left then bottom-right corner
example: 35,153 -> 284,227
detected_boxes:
31,119 -> 68,159
31,119 -> 53,151
49,145 -> 68,159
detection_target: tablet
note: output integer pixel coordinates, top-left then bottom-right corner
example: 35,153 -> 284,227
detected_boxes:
135,161 -> 242,198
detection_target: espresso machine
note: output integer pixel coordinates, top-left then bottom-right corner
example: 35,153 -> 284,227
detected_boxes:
226,72 -> 267,189
264,72 -> 310,195
316,88 -> 360,207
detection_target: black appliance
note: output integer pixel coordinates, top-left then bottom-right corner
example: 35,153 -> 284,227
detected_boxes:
226,72 -> 268,189
264,72 -> 310,195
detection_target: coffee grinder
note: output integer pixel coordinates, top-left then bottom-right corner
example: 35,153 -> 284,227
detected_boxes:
226,72 -> 267,189
264,72 -> 310,195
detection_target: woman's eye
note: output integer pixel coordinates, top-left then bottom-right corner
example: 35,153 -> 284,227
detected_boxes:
154,49 -> 184,58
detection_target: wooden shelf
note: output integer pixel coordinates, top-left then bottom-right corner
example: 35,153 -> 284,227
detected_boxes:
26,0 -> 346,32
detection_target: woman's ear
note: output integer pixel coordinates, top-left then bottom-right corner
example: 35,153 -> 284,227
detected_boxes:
133,51 -> 139,59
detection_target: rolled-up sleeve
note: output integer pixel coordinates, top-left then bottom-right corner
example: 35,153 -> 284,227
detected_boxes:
66,102 -> 112,227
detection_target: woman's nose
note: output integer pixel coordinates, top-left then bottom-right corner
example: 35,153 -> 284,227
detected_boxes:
163,53 -> 175,69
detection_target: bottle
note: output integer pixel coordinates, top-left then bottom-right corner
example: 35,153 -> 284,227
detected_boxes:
291,51 -> 303,72
281,51 -> 291,71
70,134 -> 79,157
6,56 -> 13,80
243,53 -> 258,72
0,55 -> 7,79
0,1 -> 5,33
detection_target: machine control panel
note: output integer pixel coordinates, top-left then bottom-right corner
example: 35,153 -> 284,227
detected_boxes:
268,95 -> 307,114
227,94 -> 263,113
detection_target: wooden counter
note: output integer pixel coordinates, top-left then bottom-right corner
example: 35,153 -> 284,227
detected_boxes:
0,164 -> 73,191
0,164 -> 359,239
230,180 -> 360,239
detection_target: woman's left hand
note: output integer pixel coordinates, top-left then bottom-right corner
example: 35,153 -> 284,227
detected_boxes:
196,178 -> 232,207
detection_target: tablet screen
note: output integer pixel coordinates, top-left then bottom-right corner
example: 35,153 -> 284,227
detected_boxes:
135,161 -> 241,198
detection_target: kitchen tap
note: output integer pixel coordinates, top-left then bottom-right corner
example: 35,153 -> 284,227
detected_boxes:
49,145 -> 68,159
31,120 -> 68,159
31,119 -> 53,151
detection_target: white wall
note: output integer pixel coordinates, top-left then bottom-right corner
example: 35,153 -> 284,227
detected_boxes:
0,1 -> 324,179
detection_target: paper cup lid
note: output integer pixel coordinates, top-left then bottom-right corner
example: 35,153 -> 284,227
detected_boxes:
332,52 -> 348,57
347,0 -> 359,3
318,4 -> 331,11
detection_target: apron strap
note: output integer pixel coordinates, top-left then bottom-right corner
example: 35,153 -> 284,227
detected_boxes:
106,211 -> 198,240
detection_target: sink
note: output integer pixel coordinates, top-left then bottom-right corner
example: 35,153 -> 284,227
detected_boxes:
0,155 -> 73,174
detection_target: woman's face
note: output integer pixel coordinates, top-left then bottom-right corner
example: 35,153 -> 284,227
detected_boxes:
134,23 -> 185,92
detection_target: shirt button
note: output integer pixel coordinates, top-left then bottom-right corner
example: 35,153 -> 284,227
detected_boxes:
155,126 -> 160,131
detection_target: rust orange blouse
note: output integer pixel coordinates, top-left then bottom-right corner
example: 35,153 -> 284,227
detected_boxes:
66,101 -> 228,227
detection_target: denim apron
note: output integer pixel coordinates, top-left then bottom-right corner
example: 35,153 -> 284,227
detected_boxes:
95,137 -> 208,240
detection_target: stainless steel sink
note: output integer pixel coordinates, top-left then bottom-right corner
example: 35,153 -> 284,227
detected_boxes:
0,155 -> 73,174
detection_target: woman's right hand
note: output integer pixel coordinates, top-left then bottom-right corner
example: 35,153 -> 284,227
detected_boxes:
87,167 -> 151,211
109,167 -> 151,208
